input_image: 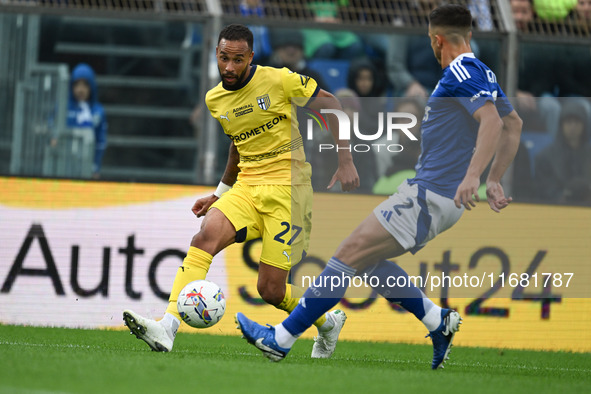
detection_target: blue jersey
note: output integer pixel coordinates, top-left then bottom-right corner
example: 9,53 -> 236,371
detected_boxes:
408,53 -> 514,199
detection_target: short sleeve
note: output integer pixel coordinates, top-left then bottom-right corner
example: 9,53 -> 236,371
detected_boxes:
281,67 -> 319,107
454,71 -> 499,116
494,86 -> 514,118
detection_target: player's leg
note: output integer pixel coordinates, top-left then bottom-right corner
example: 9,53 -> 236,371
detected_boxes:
334,213 -> 443,331
237,209 -> 456,364
254,184 -> 334,328
124,207 -> 237,352
256,262 -> 289,305
163,207 -> 237,317
341,184 -> 463,368
236,184 -> 344,359
238,182 -> 462,367
255,259 -> 343,355
273,212 -> 403,345
280,184 -> 463,368
365,259 -> 463,369
258,184 -> 333,330
236,211 -> 397,361
125,185 -> 258,352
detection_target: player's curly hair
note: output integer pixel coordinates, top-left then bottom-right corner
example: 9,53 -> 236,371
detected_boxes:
429,4 -> 472,29
218,24 -> 254,51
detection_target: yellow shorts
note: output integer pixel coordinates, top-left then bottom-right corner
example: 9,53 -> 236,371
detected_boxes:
210,183 -> 312,271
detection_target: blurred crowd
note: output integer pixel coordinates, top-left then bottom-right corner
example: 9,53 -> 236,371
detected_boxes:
230,0 -> 591,32
201,0 -> 591,204
33,0 -> 591,205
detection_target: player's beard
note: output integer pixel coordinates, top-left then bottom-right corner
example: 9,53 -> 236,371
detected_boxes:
220,66 -> 249,89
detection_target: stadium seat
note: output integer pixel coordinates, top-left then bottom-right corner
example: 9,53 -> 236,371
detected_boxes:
307,59 -> 350,93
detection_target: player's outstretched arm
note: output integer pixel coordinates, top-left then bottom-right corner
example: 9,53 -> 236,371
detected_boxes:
192,142 -> 240,217
311,89 -> 360,192
454,101 -> 504,210
485,109 -> 523,212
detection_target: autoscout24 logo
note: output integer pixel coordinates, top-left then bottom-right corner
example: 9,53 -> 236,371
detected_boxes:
302,108 -> 418,153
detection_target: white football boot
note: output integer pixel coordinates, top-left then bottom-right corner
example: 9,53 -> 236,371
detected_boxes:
311,309 -> 347,359
123,310 -> 174,352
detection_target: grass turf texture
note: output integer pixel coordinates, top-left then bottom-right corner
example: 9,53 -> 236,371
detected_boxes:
1,324 -> 590,394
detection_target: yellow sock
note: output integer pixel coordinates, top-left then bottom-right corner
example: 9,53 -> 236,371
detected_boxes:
164,246 -> 213,319
276,284 -> 327,328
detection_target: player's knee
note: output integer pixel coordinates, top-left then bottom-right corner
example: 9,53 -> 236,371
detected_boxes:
191,231 -> 207,246
191,209 -> 235,249
190,229 -> 232,255
257,282 -> 285,306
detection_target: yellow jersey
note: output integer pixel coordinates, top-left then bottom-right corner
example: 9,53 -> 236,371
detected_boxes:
205,65 -> 319,185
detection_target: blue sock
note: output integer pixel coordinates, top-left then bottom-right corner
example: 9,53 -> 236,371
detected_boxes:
282,257 -> 355,336
366,260 -> 428,319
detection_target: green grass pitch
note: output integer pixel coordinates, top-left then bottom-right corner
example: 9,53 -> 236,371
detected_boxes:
1,324 -> 590,394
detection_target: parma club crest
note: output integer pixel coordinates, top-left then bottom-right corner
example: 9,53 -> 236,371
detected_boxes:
257,94 -> 271,110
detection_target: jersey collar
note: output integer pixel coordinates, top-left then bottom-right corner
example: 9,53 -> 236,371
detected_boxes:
451,52 -> 475,65
222,64 -> 257,91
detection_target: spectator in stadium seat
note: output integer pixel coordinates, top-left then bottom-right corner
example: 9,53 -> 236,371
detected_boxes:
534,100 -> 591,204
565,0 -> 591,34
469,0 -> 495,31
51,63 -> 107,179
268,28 -> 328,90
387,0 -> 442,98
533,0 -> 577,21
386,0 -> 485,98
347,58 -> 387,99
386,34 -> 481,99
301,0 -> 365,60
574,0 -> 591,21
511,0 -> 535,30
387,33 -> 441,98
346,58 -> 389,189
238,0 -> 273,64
524,0 -> 584,35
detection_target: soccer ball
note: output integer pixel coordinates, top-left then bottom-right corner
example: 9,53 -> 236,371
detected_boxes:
177,280 -> 226,329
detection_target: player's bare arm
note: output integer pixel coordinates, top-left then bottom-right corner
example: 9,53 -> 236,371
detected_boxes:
486,109 -> 523,212
454,101 -> 504,210
310,88 -> 360,192
192,142 -> 240,217
219,141 -> 240,187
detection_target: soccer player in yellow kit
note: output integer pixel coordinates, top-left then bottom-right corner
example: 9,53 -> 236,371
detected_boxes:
123,24 -> 359,357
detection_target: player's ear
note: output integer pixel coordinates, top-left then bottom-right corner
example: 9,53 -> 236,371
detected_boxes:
249,50 -> 254,65
436,34 -> 444,48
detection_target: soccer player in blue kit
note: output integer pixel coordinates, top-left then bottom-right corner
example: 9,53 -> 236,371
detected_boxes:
236,3 -> 523,369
